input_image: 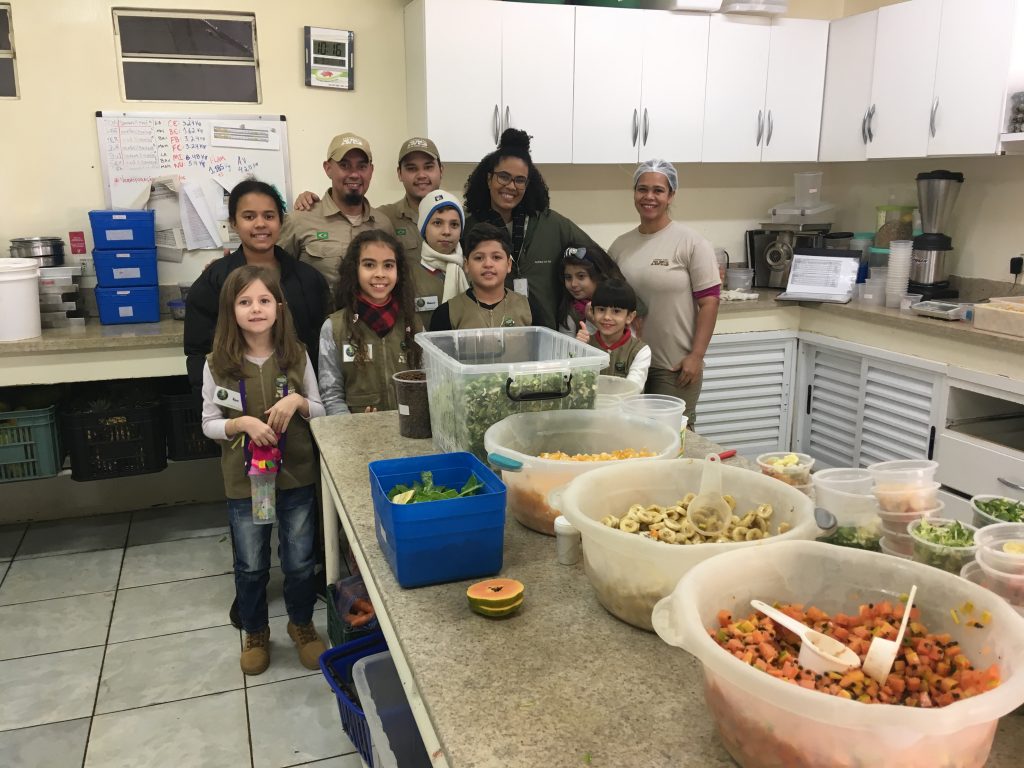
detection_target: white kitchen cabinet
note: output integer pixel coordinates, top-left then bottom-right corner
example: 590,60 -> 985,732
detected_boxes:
795,342 -> 943,469
818,11 -> 878,162
865,0 -> 942,159
572,9 -> 709,163
702,16 -> 828,163
702,15 -> 771,163
761,19 -> 829,162
928,0 -> 1016,157
695,333 -> 797,458
405,0 -> 574,164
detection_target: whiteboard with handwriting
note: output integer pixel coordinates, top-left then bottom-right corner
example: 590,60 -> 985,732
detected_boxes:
96,112 -> 292,210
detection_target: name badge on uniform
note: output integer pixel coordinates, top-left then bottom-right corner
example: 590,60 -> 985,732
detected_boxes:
274,374 -> 287,400
415,295 -> 439,312
214,386 -> 243,411
343,344 -> 371,362
513,278 -> 529,297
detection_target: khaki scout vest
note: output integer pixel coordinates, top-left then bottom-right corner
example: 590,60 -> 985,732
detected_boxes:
329,311 -> 419,412
447,290 -> 532,330
409,261 -> 444,328
596,333 -> 646,379
209,354 -> 316,500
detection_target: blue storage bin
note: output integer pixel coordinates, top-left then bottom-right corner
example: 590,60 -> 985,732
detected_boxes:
368,452 -> 506,588
319,631 -> 388,768
93,248 -> 158,287
89,209 -> 156,250
95,286 -> 160,325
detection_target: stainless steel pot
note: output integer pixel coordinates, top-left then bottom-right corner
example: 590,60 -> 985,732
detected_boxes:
10,237 -> 66,266
910,249 -> 949,284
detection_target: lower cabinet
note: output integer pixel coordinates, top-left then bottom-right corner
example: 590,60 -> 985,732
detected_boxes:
793,339 -> 944,469
695,332 -> 797,458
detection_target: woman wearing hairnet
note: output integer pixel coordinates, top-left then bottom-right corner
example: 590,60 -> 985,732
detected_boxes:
608,160 -> 720,429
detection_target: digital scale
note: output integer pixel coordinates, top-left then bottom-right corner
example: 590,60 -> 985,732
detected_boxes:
304,27 -> 354,90
910,300 -> 964,321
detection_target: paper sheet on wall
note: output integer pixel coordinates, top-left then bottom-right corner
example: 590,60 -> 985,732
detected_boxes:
180,181 -> 223,250
210,120 -> 282,151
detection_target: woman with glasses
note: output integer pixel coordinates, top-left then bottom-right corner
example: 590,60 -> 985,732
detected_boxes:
463,129 -> 601,329
608,159 -> 721,429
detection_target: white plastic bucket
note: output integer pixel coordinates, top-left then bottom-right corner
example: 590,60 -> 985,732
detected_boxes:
0,258 -> 42,342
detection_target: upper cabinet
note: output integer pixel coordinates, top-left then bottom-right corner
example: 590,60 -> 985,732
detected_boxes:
928,0 -> 1016,157
702,16 -> 828,163
405,0 -> 575,163
572,8 -> 709,163
818,11 -> 878,162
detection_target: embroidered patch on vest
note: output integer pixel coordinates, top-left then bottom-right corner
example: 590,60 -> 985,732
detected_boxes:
316,231 -> 329,240
615,361 -> 626,372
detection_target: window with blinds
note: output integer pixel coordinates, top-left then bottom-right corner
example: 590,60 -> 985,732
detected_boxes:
112,9 -> 260,103
0,5 -> 18,99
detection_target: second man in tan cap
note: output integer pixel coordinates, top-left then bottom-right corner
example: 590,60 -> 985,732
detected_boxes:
279,132 -> 395,304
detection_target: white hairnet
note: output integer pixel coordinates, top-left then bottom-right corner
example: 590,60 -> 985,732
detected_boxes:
633,159 -> 678,192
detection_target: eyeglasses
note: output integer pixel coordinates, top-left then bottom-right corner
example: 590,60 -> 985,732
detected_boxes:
491,170 -> 529,189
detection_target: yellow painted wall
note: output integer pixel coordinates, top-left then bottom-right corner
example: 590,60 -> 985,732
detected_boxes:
1,0 -> 1020,289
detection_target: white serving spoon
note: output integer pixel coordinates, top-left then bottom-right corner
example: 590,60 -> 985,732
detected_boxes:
863,584 -> 918,685
751,599 -> 862,675
686,454 -> 733,537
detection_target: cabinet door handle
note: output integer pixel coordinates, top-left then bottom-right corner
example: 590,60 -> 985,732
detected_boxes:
998,477 -> 1024,492
766,110 -> 774,146
642,108 -> 650,146
505,105 -> 511,133
930,98 -> 939,138
492,104 -> 499,145
632,108 -> 639,147
867,104 -> 875,143
756,109 -> 764,146
861,109 -> 868,145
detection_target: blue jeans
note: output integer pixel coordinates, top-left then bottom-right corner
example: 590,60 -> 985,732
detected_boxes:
227,484 -> 318,634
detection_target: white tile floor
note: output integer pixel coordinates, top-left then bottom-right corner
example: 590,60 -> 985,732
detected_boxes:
0,504 -> 362,768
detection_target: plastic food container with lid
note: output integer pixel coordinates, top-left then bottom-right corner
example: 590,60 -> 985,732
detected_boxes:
867,459 -> 938,486
596,374 -> 640,401
971,494 -> 1024,528
873,481 -> 940,515
756,452 -> 814,486
812,470 -> 882,551
558,459 -> 826,631
651,540 -> 1024,768
960,561 -> 1024,617
484,409 -> 679,536
973,522 -> 1024,575
416,327 -> 607,460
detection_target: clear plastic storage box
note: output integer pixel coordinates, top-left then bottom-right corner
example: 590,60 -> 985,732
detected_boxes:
652,540 -> 1024,768
416,327 -> 607,459
352,651 -> 431,768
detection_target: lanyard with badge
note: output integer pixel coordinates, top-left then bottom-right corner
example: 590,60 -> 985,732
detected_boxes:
511,215 -> 530,297
240,375 -> 289,525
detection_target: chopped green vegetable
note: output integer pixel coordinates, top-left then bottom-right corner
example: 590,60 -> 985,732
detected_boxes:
388,471 -> 484,504
821,525 -> 882,551
914,519 -> 974,547
975,497 -> 1024,523
911,519 -> 975,574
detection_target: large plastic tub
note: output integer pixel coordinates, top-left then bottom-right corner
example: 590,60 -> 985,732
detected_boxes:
652,541 -> 1024,768
319,631 -> 388,767
352,651 -> 431,768
416,327 -> 607,459
558,458 -> 823,630
484,410 -> 680,535
368,452 -> 506,588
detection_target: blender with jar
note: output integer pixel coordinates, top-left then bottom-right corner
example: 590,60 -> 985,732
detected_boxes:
910,170 -> 964,300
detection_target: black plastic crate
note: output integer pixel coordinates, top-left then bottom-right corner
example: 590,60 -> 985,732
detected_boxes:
62,402 -> 166,481
162,392 -> 218,461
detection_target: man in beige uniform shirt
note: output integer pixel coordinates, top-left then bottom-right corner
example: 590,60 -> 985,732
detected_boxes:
376,137 -> 444,260
278,132 -> 394,304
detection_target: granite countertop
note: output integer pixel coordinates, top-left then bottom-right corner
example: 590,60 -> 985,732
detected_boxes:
312,413 -> 1024,768
0,318 -> 184,354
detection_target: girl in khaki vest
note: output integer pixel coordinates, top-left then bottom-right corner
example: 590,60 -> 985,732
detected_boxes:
318,230 -> 423,413
200,266 -> 327,676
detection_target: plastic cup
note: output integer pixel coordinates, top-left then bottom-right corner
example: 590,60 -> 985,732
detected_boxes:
392,370 -> 431,439
621,394 -> 685,435
868,460 -> 938,486
812,468 -> 873,494
901,293 -> 923,313
725,268 -> 754,292
960,561 -> 1024,616
908,517 -> 978,574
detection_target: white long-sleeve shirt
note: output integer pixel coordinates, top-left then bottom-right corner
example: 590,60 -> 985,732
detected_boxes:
623,343 -> 652,390
201,352 -> 325,441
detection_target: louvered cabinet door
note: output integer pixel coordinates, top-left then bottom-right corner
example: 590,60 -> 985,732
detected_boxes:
857,360 -> 940,466
796,345 -> 861,469
695,336 -> 796,458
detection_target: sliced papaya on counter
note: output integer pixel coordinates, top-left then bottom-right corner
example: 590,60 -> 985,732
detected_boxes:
467,578 -> 525,614
470,595 -> 525,618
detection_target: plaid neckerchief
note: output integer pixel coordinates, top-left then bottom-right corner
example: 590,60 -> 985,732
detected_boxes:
357,295 -> 399,338
481,208 -> 528,275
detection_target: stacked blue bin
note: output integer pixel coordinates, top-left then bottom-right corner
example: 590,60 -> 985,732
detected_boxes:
89,210 -> 160,325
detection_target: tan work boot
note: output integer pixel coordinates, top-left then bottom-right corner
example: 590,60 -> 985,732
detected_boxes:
287,621 -> 326,670
240,627 -> 271,675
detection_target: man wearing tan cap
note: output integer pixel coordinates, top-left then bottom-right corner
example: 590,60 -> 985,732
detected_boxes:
377,137 -> 444,261
279,132 -> 395,304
